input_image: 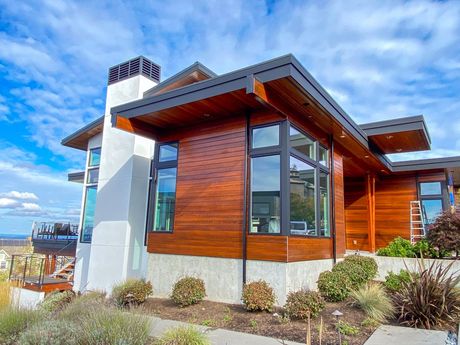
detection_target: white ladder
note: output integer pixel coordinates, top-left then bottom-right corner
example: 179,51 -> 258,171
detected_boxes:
410,200 -> 426,244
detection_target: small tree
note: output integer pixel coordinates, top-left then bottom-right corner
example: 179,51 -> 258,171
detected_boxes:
427,211 -> 460,257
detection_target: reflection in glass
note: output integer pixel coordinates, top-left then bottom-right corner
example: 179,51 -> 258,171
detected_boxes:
87,168 -> 99,184
89,148 -> 101,167
319,147 -> 329,167
81,186 -> 97,242
159,143 -> 178,162
420,182 -> 442,196
290,126 -> 316,160
290,156 -> 316,235
154,168 -> 177,231
252,125 -> 280,148
251,155 -> 280,233
319,172 -> 330,236
422,199 -> 443,226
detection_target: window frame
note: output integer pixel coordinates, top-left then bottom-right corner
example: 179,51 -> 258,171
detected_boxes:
146,141 -> 179,234
417,180 -> 447,226
80,146 -> 101,244
248,121 -> 331,238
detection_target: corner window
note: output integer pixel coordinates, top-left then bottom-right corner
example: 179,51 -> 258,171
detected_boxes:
290,126 -> 316,161
251,155 -> 281,233
319,146 -> 329,167
319,171 -> 330,236
81,147 -> 100,243
252,124 -> 280,149
148,143 -> 178,233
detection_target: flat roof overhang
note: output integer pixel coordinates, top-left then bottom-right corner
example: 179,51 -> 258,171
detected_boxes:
61,116 -> 104,151
68,171 -> 85,183
360,115 -> 431,154
392,156 -> 460,172
112,54 -> 395,175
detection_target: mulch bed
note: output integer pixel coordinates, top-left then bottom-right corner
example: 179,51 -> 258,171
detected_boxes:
141,297 -> 377,344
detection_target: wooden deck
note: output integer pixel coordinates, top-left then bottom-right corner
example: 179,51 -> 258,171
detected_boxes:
11,276 -> 73,293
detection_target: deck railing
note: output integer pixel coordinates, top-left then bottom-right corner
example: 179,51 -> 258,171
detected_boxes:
32,221 -> 79,241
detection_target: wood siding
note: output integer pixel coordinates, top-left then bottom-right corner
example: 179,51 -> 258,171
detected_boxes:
344,177 -> 369,251
147,116 -> 246,259
334,151 -> 346,257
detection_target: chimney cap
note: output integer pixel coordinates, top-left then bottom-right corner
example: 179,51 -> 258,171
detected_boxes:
108,56 -> 161,85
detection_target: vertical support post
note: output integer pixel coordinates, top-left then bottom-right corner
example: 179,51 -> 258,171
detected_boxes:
50,255 -> 57,274
366,174 -> 376,253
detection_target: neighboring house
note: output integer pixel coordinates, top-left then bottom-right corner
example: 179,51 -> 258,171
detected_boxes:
61,55 -> 460,304
0,249 -> 10,270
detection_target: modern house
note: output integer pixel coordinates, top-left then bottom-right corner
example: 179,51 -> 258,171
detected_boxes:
57,54 -> 460,305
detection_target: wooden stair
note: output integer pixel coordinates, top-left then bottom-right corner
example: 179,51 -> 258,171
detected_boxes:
51,259 -> 75,281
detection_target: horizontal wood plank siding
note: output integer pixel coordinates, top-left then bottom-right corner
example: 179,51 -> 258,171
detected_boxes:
247,235 -> 288,262
334,150 -> 346,257
375,175 -> 417,248
344,177 -> 369,251
287,237 -> 333,261
147,116 -> 246,258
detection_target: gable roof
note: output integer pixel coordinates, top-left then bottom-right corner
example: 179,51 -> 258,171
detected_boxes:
143,62 -> 217,97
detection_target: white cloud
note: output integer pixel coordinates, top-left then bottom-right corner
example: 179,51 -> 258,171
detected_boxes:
0,191 -> 38,200
0,198 -> 20,208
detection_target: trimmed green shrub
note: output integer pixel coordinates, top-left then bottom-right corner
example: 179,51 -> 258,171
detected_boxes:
39,290 -> 74,313
317,270 -> 351,302
18,320 -> 79,345
0,307 -> 40,345
171,277 -> 206,307
336,320 -> 359,336
78,305 -> 151,345
154,326 -> 210,345
350,283 -> 394,322
284,290 -> 325,319
331,255 -> 377,289
112,279 -> 153,307
241,280 -> 275,312
377,237 -> 415,257
384,270 -> 412,292
394,259 -> 460,329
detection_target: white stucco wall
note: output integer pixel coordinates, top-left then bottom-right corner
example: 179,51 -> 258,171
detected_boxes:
85,75 -> 156,293
11,287 -> 45,309
147,253 -> 334,306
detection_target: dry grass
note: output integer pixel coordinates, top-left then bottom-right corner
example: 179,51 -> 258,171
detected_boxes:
0,281 -> 11,310
350,283 -> 394,323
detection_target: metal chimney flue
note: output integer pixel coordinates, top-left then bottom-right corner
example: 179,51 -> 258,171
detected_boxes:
108,56 -> 160,85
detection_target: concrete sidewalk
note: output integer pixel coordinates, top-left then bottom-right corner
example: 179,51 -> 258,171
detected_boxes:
364,325 -> 448,345
149,316 -> 304,345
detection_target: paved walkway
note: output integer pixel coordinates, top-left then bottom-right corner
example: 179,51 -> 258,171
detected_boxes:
149,316 -> 304,345
364,325 -> 448,345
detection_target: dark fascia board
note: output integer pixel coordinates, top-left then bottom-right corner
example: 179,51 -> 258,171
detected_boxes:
143,62 -> 217,97
61,116 -> 104,149
68,171 -> 85,183
392,156 -> 460,172
360,115 -> 431,145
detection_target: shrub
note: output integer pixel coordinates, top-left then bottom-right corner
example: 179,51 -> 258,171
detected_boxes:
317,270 -> 351,302
393,259 -> 460,329
171,277 -> 206,307
427,211 -> 460,257
78,305 -> 151,345
0,307 -> 39,345
39,290 -> 74,313
284,290 -> 325,319
18,320 -> 79,345
331,256 -> 377,290
336,320 -> 359,336
154,326 -> 210,345
241,280 -> 275,312
377,237 -> 415,257
350,283 -> 394,322
112,279 -> 153,307
384,270 -> 412,293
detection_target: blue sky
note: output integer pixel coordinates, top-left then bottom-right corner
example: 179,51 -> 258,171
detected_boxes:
0,0 -> 460,234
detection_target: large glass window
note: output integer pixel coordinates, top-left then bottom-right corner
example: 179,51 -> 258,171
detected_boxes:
421,199 -> 443,226
89,147 -> 101,167
290,126 -> 316,160
159,143 -> 178,162
87,168 -> 99,184
81,186 -> 97,243
251,155 -> 281,233
252,124 -> 280,148
319,171 -> 330,236
420,182 -> 442,196
290,156 -> 316,235
319,146 -> 329,167
153,168 -> 177,231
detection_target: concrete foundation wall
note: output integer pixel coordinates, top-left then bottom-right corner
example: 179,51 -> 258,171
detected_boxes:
11,287 -> 45,308
374,256 -> 460,281
147,253 -> 333,306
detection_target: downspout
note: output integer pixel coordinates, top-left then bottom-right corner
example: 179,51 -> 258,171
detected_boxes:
242,111 -> 250,284
330,134 -> 337,264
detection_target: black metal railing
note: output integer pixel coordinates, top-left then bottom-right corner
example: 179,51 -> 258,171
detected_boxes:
32,222 -> 79,241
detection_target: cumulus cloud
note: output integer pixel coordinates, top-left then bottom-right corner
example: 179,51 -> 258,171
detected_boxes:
0,198 -> 20,208
0,191 -> 38,200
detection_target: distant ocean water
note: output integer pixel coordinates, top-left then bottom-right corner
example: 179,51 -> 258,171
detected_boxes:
0,233 -> 29,239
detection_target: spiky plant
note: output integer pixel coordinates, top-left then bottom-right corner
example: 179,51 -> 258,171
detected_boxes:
393,259 -> 460,329
350,283 -> 394,322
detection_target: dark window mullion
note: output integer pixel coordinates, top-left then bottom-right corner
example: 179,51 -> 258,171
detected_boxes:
289,148 -> 318,167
